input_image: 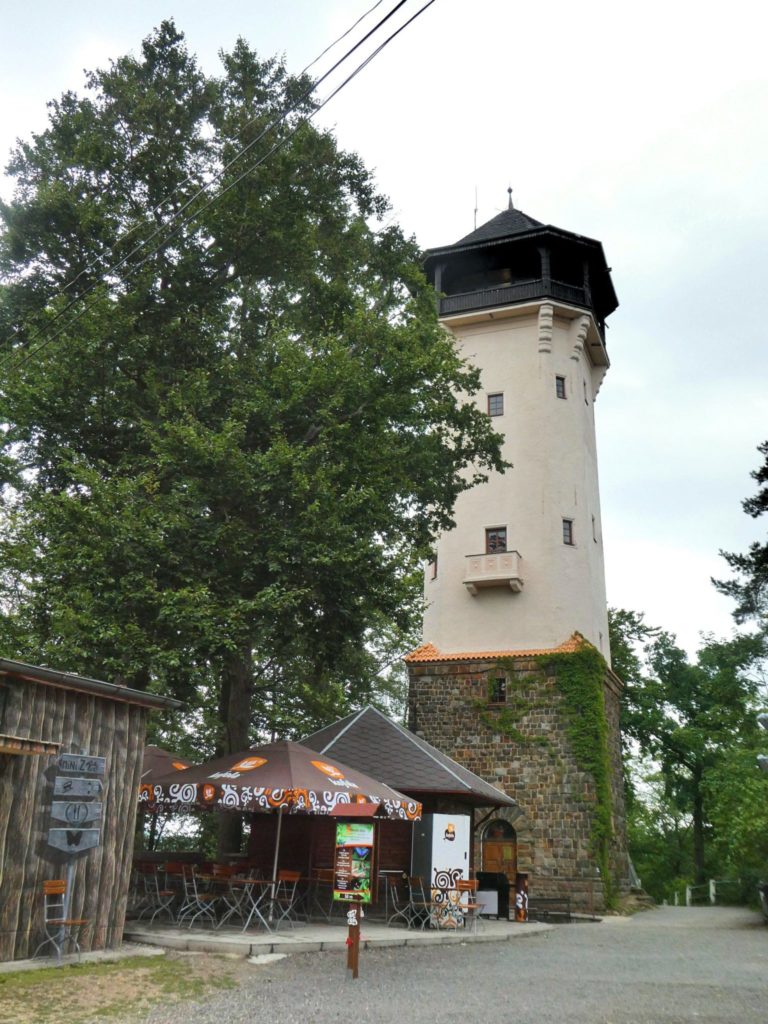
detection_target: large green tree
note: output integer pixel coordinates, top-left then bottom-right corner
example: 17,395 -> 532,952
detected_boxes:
643,632 -> 765,884
0,24 -> 504,775
612,608 -> 766,887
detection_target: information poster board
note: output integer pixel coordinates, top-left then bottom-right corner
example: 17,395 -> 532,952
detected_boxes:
333,821 -> 374,903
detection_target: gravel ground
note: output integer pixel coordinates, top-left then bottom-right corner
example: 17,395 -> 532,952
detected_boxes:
135,907 -> 768,1024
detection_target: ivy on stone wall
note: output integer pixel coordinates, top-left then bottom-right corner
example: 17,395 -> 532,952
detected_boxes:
472,642 -> 617,907
472,673 -> 550,746
534,643 -> 617,906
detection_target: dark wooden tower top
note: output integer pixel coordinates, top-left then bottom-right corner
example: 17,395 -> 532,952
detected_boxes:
424,202 -> 618,340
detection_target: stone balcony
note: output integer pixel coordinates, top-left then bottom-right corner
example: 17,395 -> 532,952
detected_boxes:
464,550 -> 524,595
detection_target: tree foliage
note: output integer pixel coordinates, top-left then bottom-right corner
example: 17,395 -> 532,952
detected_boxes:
714,439 -> 768,625
611,607 -> 767,893
705,738 -> 768,884
0,22 -> 505,756
627,769 -> 697,902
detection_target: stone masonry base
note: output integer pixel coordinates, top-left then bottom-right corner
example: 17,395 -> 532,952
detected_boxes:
407,652 -> 631,912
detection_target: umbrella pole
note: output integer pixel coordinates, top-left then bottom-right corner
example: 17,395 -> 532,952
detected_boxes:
269,805 -> 284,922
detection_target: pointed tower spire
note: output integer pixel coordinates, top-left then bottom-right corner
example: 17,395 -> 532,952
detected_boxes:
507,185 -> 514,210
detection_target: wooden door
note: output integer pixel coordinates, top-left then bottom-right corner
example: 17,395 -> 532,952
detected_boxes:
483,839 -> 517,879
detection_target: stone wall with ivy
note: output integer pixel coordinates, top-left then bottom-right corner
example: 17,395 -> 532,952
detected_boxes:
407,647 -> 631,911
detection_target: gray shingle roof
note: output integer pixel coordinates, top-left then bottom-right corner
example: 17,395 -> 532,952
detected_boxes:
455,207 -> 543,247
303,706 -> 516,808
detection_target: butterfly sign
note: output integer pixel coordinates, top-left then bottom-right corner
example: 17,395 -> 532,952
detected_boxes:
47,828 -> 101,853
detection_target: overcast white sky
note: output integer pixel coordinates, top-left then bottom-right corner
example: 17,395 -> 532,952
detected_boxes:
1,0 -> 766,658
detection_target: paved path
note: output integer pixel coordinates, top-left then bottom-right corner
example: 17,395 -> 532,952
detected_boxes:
124,915 -> 550,956
138,907 -> 768,1024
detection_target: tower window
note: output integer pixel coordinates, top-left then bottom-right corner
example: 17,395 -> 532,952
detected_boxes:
429,553 -> 438,579
583,380 -> 589,405
592,515 -> 597,543
487,392 -> 504,416
555,376 -> 566,400
486,527 -> 507,553
562,519 -> 574,546
489,677 -> 507,704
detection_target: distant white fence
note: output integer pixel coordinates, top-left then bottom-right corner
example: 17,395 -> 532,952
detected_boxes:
673,880 -> 740,906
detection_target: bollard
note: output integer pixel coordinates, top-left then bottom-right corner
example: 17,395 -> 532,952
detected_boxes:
346,897 -> 362,980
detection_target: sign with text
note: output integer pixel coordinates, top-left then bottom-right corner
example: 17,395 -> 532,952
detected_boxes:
53,776 -> 102,798
57,753 -> 106,775
47,750 -> 105,859
50,801 -> 102,826
333,821 -> 374,903
47,828 -> 101,853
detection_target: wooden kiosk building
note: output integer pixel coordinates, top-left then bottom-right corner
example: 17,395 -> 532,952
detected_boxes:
0,658 -> 179,961
304,706 -> 519,881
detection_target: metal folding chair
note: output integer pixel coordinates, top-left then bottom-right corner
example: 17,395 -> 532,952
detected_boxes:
241,878 -> 273,932
176,866 -> 218,928
33,880 -> 90,964
127,865 -> 150,919
408,876 -> 442,930
457,878 -> 482,933
272,870 -> 302,930
385,877 -> 411,928
215,866 -> 252,929
307,868 -> 336,922
137,867 -> 176,925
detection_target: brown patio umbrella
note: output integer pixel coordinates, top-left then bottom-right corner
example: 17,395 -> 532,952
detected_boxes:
142,739 -> 422,822
144,740 -> 422,911
141,744 -> 192,783
138,745 -> 192,850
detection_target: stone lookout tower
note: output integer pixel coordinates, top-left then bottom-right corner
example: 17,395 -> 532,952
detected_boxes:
406,196 -> 630,909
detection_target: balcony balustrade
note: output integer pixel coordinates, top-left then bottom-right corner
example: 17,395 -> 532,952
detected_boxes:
439,279 -> 603,338
464,550 -> 523,595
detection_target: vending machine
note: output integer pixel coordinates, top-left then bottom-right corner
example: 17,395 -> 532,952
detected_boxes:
411,813 -> 471,927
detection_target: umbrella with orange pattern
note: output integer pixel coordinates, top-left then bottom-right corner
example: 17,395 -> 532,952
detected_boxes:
141,739 -> 421,821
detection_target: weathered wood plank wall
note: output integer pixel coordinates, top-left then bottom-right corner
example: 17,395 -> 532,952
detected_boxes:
0,679 -> 147,961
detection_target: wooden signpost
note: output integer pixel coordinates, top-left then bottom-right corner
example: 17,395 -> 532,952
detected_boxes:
53,776 -> 102,798
345,897 -> 362,980
56,754 -> 106,775
46,752 -> 106,927
50,801 -> 102,826
47,829 -> 101,854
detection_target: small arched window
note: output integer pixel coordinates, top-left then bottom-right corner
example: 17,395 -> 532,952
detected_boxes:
483,819 -> 516,841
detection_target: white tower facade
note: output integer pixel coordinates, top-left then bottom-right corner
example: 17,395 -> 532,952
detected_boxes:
421,204 -> 618,662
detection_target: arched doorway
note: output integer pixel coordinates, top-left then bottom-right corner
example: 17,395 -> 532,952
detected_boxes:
482,818 -> 517,880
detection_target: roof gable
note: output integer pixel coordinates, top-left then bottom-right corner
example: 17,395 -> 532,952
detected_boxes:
303,706 -> 516,808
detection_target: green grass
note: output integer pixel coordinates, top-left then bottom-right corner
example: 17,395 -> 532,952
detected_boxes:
0,954 -> 238,1024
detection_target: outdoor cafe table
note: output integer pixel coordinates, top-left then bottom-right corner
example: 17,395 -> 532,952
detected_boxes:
195,873 -> 256,929
237,875 -> 324,931
236,878 -> 277,932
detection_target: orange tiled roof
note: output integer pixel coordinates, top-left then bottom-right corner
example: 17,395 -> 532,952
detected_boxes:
404,633 -> 588,664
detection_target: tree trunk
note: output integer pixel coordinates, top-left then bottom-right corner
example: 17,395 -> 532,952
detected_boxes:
692,768 -> 706,885
216,646 -> 253,857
